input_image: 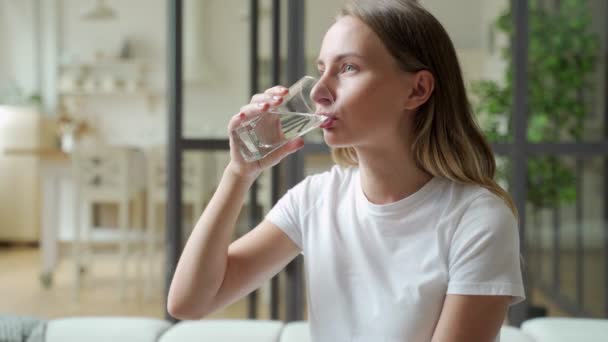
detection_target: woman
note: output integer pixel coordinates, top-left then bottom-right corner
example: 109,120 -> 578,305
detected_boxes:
168,0 -> 525,341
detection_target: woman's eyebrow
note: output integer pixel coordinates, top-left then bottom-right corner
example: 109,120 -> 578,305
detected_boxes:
317,52 -> 365,66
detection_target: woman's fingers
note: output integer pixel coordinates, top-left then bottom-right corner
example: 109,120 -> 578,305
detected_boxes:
250,86 -> 288,102
258,137 -> 305,169
250,93 -> 286,106
226,85 -> 293,178
264,86 -> 288,96
228,100 -> 274,131
227,111 -> 248,132
231,85 -> 290,131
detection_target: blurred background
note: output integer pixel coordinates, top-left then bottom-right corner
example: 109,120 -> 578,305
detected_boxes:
0,0 -> 606,328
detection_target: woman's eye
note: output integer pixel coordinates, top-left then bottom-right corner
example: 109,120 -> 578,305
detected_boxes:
343,64 -> 356,72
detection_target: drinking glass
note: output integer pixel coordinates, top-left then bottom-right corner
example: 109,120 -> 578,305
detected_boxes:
231,76 -> 330,162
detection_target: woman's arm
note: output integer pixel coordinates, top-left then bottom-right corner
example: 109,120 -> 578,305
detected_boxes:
167,167 -> 301,320
166,167 -> 250,319
167,85 -> 303,320
431,294 -> 512,342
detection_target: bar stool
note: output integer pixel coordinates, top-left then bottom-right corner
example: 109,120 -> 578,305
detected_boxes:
71,145 -> 146,299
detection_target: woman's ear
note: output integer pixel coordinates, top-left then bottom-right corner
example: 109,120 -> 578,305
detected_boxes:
404,70 -> 434,110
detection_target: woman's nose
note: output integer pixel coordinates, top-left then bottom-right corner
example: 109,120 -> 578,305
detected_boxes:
311,79 -> 334,108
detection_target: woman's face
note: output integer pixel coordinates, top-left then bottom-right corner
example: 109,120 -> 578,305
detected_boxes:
313,16 -> 414,149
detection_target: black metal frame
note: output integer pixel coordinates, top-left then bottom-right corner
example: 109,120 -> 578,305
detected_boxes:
283,0 -> 307,322
505,0 -> 608,323
165,0 -> 608,324
164,0 -> 299,321
164,0 -> 234,321
604,0 -> 608,316
507,0 -> 529,326
247,0 -> 261,319
165,0 -> 183,323
270,0 -> 282,320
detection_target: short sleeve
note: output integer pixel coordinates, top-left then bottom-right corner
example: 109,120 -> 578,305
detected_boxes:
446,193 -> 525,305
265,178 -> 310,250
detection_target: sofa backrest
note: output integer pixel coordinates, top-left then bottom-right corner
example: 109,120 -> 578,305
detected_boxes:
43,317 -> 541,342
45,317 -> 171,342
521,317 -> 608,342
280,321 -> 311,342
158,320 -> 284,342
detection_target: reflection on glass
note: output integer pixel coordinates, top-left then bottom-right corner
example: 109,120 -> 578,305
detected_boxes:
526,156 -> 606,317
581,158 -> 605,316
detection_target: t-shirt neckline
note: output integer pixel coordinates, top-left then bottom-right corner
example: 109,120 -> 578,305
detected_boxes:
355,170 -> 441,217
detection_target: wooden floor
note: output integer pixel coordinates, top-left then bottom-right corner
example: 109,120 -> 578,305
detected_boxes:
0,245 -> 277,320
0,245 -> 577,321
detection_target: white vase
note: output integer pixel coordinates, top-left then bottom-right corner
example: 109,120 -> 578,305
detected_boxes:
61,132 -> 75,152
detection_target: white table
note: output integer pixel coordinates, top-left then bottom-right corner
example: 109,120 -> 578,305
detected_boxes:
5,148 -> 72,287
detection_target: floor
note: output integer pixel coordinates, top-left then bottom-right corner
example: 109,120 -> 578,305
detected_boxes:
0,245 -> 589,321
531,249 -> 606,317
0,245 -> 282,320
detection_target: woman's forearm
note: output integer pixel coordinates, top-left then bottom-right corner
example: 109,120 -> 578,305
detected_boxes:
167,166 -> 256,319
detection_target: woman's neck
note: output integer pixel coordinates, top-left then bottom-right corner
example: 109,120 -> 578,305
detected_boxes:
356,144 -> 432,205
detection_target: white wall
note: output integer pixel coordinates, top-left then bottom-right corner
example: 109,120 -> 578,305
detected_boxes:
0,0 -> 39,96
57,0 -> 168,146
0,0 -> 512,146
422,0 -> 510,85
422,0 -> 484,49
56,0 -> 253,144
302,0 -> 508,88
0,2 -> 7,91
182,0 -> 250,139
60,1 -> 165,65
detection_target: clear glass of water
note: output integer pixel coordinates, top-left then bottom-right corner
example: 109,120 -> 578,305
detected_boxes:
231,76 -> 330,162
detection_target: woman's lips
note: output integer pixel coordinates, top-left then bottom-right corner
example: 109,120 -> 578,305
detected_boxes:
320,116 -> 336,129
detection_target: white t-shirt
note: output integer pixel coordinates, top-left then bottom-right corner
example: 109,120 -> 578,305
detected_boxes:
266,165 -> 525,342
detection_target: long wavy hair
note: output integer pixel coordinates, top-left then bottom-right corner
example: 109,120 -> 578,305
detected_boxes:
335,0 -> 517,216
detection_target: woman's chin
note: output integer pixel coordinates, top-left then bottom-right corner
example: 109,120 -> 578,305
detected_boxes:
322,130 -> 336,146
322,133 -> 350,149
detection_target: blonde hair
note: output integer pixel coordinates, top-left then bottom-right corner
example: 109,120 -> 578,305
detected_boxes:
334,0 -> 517,216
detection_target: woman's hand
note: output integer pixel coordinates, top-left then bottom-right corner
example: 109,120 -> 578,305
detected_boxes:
226,85 -> 305,181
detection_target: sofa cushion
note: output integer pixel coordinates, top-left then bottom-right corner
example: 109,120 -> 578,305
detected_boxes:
279,322 -> 310,342
280,321 -> 535,342
522,317 -> 608,342
500,325 -> 536,342
159,319 -> 283,342
45,317 -> 171,342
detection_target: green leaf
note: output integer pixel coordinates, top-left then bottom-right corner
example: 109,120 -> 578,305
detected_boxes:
476,1 -> 598,207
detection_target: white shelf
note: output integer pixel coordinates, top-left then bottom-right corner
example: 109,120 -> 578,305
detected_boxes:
57,59 -> 163,111
59,59 -> 154,69
60,90 -> 161,97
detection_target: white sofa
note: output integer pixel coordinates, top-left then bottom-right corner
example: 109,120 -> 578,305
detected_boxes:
520,317 -> 608,342
40,317 -> 608,342
41,317 -> 535,342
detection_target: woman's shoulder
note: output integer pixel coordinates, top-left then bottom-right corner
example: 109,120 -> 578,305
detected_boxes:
437,178 -> 515,224
432,180 -> 518,255
281,165 -> 355,212
298,164 -> 356,192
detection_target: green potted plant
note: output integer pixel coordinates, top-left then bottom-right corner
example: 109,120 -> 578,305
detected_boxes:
473,0 -> 599,212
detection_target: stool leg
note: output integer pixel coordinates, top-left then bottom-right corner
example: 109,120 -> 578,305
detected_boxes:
134,192 -> 144,299
82,202 -> 93,275
145,197 -> 156,300
119,199 -> 129,300
73,194 -> 82,300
